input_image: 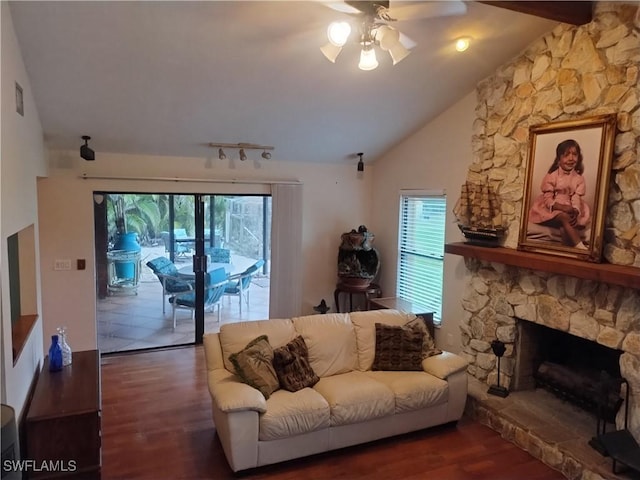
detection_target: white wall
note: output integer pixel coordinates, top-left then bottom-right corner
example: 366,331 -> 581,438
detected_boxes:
38,150 -> 373,350
1,3 -> 47,416
371,92 -> 476,353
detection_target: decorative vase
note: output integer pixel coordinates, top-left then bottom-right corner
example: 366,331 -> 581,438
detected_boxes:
112,232 -> 141,280
48,335 -> 63,372
57,326 -> 72,367
337,226 -> 380,287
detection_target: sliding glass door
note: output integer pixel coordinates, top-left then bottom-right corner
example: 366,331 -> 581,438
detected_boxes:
94,191 -> 270,354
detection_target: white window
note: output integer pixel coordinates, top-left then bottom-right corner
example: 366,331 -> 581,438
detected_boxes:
397,192 -> 446,325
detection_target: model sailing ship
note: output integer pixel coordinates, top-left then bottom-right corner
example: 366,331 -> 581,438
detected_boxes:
453,181 -> 505,246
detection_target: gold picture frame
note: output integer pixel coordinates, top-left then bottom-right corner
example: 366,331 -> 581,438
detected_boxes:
518,114 -> 616,262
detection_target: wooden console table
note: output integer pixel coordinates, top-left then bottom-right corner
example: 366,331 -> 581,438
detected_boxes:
369,297 -> 435,337
26,350 -> 101,479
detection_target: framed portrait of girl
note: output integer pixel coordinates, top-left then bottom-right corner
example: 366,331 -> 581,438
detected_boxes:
518,114 -> 616,262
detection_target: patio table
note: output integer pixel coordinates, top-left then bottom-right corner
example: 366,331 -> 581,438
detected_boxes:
178,262 -> 237,278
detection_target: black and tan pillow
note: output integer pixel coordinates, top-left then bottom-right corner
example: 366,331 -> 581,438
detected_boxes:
405,315 -> 442,358
372,323 -> 424,371
272,336 -> 319,392
229,335 -> 280,399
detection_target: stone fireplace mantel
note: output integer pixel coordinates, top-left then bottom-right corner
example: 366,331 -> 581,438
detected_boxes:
445,243 -> 639,290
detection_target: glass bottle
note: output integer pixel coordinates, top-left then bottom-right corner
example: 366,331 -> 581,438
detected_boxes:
48,335 -> 63,372
57,326 -> 72,367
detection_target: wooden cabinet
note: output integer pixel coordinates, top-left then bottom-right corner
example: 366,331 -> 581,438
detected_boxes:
26,350 -> 101,479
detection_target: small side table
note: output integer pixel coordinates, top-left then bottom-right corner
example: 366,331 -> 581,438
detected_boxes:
334,282 -> 381,313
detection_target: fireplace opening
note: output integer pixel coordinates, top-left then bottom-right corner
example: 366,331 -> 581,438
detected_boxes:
515,320 -> 623,422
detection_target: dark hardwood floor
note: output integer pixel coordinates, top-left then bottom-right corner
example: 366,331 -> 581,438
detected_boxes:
101,346 -> 565,480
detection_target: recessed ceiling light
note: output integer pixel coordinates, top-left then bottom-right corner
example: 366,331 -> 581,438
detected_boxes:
455,37 -> 471,52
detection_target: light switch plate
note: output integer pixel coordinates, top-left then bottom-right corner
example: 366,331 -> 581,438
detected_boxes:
54,259 -> 72,271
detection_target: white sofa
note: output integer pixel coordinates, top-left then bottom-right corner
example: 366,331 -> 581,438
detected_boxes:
203,309 -> 469,472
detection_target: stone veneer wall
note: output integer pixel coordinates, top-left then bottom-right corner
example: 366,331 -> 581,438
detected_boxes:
459,2 -> 640,442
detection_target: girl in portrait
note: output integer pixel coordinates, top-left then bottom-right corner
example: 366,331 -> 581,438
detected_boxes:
528,139 -> 590,249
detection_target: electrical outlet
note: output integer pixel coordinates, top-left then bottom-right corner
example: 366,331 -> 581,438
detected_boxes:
54,259 -> 72,271
77,259 -> 86,270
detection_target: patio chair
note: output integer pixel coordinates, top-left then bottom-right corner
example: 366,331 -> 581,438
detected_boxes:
224,259 -> 265,315
205,247 -> 231,263
160,231 -> 191,258
146,256 -> 194,313
169,267 -> 228,329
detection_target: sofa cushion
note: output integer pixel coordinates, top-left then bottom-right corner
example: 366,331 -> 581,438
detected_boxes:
351,310 -> 415,371
364,371 -> 449,413
292,313 -> 357,377
312,371 -> 395,426
405,315 -> 442,358
228,335 -> 280,399
372,323 -> 424,371
272,336 -> 320,392
220,319 -> 296,373
259,388 -> 330,441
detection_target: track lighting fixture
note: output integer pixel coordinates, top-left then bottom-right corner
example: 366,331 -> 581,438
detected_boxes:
208,142 -> 275,161
357,152 -> 364,172
80,135 -> 95,161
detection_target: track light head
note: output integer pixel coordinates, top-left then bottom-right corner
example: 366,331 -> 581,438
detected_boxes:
80,135 -> 95,161
218,148 -> 226,160
239,148 -> 247,161
261,150 -> 271,160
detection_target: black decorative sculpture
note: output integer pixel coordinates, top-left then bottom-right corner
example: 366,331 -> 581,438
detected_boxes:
313,299 -> 330,314
487,339 -> 509,398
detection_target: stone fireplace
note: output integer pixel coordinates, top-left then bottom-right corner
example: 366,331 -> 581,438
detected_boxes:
514,319 -> 623,420
455,3 -> 639,478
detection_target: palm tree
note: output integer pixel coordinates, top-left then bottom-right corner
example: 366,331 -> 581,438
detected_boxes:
107,194 -> 166,245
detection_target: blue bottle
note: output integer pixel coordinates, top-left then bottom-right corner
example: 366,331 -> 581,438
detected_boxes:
48,335 -> 63,372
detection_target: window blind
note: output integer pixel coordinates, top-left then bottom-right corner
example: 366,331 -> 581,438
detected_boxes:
397,194 -> 446,325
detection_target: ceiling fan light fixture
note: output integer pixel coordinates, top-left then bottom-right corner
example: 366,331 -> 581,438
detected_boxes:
455,36 -> 471,52
376,25 -> 400,51
388,41 -> 410,65
321,42 -> 343,63
358,45 -> 378,71
327,21 -> 351,46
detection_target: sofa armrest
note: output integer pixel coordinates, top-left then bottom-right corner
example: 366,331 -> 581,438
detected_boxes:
208,369 -> 267,413
422,351 -> 468,380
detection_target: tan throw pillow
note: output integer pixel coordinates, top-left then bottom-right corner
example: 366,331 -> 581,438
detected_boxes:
405,315 -> 442,358
372,323 -> 424,371
272,336 -> 320,392
229,335 -> 280,399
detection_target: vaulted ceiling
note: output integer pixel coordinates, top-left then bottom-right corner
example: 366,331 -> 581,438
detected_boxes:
9,1 -> 577,165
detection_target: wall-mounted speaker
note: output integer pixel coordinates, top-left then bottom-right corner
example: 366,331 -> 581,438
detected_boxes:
81,135 -> 95,161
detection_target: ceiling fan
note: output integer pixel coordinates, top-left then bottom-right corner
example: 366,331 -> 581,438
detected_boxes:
321,1 -> 467,70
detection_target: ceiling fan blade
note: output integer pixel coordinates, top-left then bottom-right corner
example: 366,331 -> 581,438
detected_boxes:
387,1 -> 467,21
321,1 -> 362,15
399,31 -> 417,50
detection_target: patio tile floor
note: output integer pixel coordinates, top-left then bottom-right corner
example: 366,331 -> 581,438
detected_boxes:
97,245 -> 269,354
